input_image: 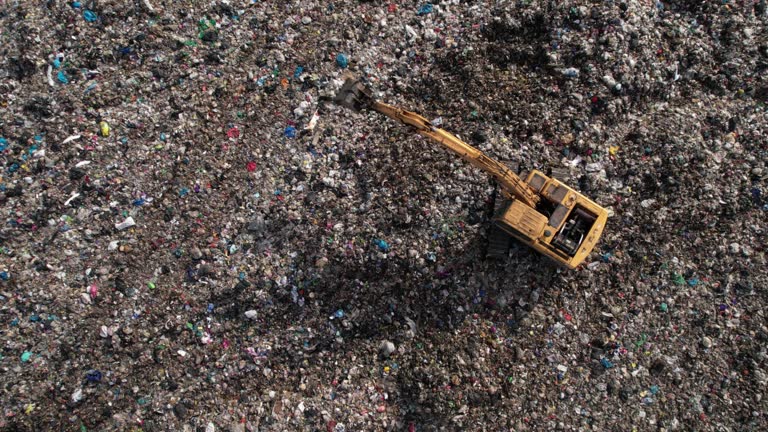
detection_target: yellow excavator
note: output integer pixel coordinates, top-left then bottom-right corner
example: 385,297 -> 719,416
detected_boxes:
333,78 -> 608,269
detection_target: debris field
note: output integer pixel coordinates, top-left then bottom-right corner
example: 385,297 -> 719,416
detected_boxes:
0,1 -> 767,431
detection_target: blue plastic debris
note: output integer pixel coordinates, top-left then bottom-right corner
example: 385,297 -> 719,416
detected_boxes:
284,126 -> 297,138
86,370 -> 102,382
563,68 -> 579,78
417,4 -> 434,15
0,138 -> 7,152
334,309 -> 345,318
600,358 -> 614,369
336,53 -> 349,68
374,239 -> 390,252
0,271 -> 9,281
57,71 -> 69,84
294,66 -> 304,79
83,10 -> 97,22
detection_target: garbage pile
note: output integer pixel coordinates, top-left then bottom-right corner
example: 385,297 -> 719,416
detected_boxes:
0,1 -> 766,430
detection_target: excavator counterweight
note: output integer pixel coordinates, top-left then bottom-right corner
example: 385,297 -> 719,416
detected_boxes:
333,78 -> 608,269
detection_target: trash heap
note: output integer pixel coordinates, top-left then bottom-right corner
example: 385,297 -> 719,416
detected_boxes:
0,1 -> 766,431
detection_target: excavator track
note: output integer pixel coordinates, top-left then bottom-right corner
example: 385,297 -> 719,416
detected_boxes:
486,192 -> 512,260
487,223 -> 512,260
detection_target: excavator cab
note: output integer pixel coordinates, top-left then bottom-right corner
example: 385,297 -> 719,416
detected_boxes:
492,170 -> 607,269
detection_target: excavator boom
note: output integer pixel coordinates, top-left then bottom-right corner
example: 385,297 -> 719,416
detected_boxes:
370,101 -> 540,208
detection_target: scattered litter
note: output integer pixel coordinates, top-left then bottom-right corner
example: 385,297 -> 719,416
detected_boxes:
115,217 -> 136,231
0,2 -> 764,431
336,53 -> 349,68
99,121 -> 110,137
83,10 -> 97,22
417,4 -> 434,15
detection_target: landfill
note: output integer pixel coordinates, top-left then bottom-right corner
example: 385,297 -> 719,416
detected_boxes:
0,1 -> 766,431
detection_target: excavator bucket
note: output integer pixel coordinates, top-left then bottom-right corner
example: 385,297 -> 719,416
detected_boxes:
333,77 -> 374,112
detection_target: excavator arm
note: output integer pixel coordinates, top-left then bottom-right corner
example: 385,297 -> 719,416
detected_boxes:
370,101 -> 540,207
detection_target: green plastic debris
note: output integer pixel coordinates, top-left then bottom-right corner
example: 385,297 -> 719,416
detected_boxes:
634,334 -> 648,350
197,17 -> 217,39
198,17 -> 215,32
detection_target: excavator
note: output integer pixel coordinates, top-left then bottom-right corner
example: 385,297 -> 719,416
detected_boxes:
332,78 -> 608,269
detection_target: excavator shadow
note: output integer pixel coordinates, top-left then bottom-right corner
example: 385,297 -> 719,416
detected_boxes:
299,232 -> 561,429
390,246 -> 561,430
